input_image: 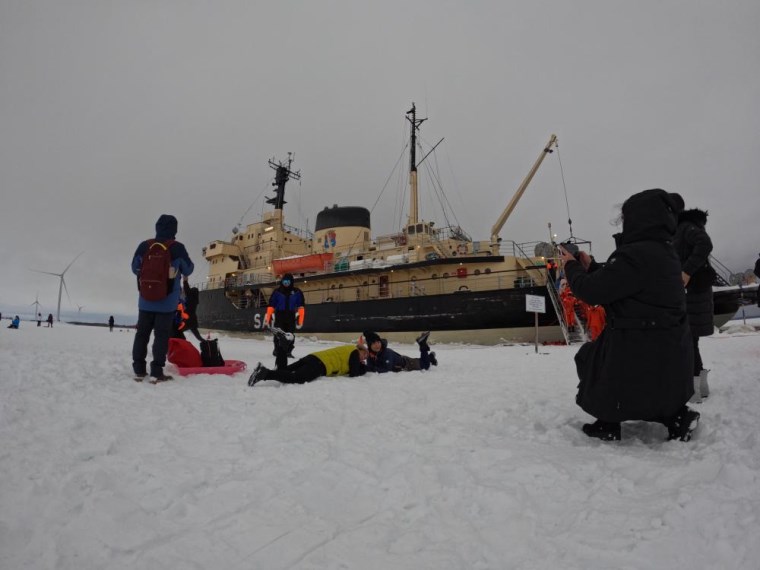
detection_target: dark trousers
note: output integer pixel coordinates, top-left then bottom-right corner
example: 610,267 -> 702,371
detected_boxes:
132,310 -> 174,377
692,334 -> 703,375
266,355 -> 326,384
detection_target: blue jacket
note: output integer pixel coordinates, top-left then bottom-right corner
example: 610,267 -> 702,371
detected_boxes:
132,214 -> 194,313
365,339 -> 407,373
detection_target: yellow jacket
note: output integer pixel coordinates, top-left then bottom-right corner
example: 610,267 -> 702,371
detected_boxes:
312,345 -> 360,376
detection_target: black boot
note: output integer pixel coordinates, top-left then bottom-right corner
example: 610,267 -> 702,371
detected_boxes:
248,362 -> 270,387
582,420 -> 621,441
429,351 -> 438,366
665,406 -> 700,442
416,331 -> 431,352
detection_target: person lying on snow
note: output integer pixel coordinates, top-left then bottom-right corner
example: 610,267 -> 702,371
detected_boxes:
363,330 -> 438,372
248,337 -> 369,387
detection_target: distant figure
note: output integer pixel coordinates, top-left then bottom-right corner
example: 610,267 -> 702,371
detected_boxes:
754,254 -> 760,306
560,189 -> 699,442
264,273 -> 305,369
249,338 -> 368,386
37,313 -> 42,327
108,315 -> 115,332
363,330 -> 437,372
8,315 -> 20,329
46,313 -> 53,327
673,203 -> 715,403
131,214 -> 194,383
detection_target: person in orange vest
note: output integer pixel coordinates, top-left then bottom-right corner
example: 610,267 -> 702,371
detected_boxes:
171,300 -> 190,339
559,281 -> 577,332
586,305 -> 606,341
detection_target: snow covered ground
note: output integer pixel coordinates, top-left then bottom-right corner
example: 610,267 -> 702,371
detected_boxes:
1,322 -> 759,569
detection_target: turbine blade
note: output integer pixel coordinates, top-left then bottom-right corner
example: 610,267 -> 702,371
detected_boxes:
29,269 -> 62,277
62,277 -> 72,305
61,251 -> 85,275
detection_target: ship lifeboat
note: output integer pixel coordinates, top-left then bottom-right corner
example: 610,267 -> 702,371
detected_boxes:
273,253 -> 334,275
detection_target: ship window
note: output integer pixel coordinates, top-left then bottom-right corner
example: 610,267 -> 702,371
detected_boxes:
362,281 -> 368,286
338,284 -> 343,289
408,226 -> 416,235
432,274 -> 438,279
485,268 -> 491,274
331,284 -> 336,289
443,272 -> 449,278
416,223 -> 423,233
210,243 -> 217,250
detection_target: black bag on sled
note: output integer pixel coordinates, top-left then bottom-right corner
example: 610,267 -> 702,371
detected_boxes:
200,339 -> 225,367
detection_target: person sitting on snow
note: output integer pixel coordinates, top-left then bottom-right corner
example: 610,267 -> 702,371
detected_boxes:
7,315 -> 20,329
363,330 -> 437,373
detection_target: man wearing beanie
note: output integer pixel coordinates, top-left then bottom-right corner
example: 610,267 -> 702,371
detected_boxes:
264,272 -> 305,369
131,214 -> 194,383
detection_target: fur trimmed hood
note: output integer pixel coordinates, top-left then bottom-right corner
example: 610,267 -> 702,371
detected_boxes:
678,208 -> 708,227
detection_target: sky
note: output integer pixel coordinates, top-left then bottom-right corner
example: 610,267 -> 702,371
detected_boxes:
2,321 -> 759,568
2,0 -> 759,319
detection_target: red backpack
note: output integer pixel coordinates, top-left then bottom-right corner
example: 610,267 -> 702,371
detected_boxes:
138,239 -> 175,301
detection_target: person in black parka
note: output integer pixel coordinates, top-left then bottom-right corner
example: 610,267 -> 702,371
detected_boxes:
560,189 -> 699,442
673,206 -> 714,402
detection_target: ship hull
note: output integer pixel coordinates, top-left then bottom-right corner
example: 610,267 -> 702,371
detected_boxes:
197,285 -> 563,343
198,285 -> 743,343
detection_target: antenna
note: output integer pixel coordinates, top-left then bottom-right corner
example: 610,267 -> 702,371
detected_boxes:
267,153 -> 301,211
29,251 -> 84,322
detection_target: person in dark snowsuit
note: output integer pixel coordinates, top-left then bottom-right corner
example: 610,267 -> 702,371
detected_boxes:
362,330 -> 437,372
755,254 -> 760,307
265,273 -> 305,369
131,214 -> 194,382
108,315 -> 115,332
560,189 -> 699,442
673,206 -> 714,402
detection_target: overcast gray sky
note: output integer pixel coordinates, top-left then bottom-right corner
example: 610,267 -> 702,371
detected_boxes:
2,0 -> 759,319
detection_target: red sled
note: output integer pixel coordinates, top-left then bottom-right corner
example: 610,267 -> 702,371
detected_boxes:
168,338 -> 247,376
173,359 -> 247,377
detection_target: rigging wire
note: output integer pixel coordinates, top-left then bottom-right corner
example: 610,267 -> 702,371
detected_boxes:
555,144 -> 574,239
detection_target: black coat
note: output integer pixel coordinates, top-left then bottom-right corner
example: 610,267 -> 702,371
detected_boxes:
673,209 -> 714,337
566,189 -> 693,422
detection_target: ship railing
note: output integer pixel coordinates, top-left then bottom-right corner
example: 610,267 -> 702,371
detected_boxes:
303,269 -> 545,304
432,225 -> 472,242
283,223 -> 314,241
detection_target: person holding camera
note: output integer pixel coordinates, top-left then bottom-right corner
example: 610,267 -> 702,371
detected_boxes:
559,189 -> 699,442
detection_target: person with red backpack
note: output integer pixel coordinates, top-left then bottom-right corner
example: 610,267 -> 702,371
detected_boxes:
131,214 -> 194,383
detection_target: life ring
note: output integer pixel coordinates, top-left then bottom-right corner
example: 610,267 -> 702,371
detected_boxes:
458,285 -> 470,292
457,244 -> 467,255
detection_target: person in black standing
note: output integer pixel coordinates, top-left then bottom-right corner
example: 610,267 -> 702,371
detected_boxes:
46,313 -> 54,327
560,189 -> 699,442
108,315 -> 115,332
672,203 -> 714,402
264,273 -> 305,369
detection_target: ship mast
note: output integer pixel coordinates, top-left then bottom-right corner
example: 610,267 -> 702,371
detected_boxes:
406,103 -> 426,228
267,153 -> 301,212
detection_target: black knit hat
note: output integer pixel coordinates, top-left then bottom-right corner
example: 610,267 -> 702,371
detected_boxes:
363,330 -> 381,346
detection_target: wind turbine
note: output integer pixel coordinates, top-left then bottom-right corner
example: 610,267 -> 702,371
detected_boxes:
30,252 -> 84,322
30,293 -> 42,319
77,305 -> 85,316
